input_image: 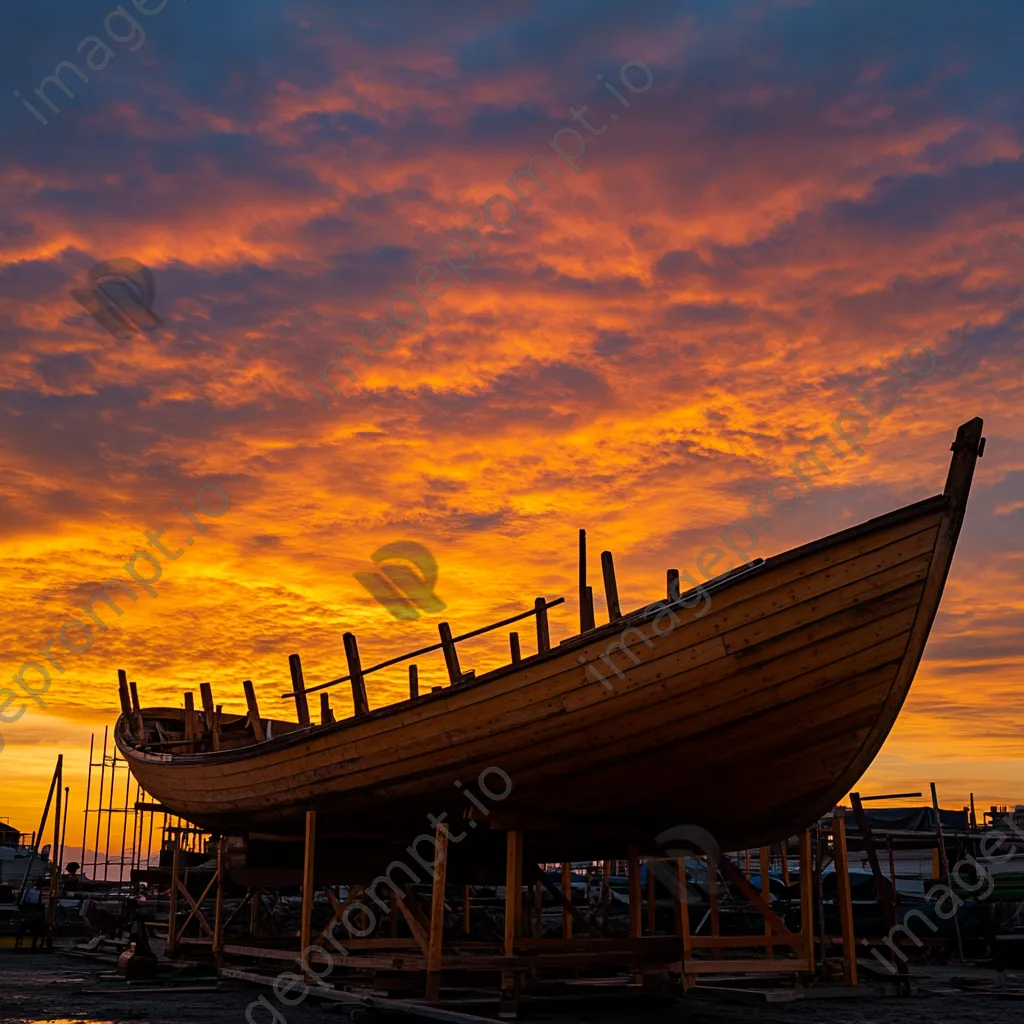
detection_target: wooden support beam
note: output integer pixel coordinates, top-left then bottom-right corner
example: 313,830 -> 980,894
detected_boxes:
300,810 -> 316,979
342,633 -> 369,715
532,864 -> 602,939
504,831 -> 522,954
320,692 -> 335,725
647,858 -> 656,935
718,858 -> 801,949
213,838 -> 225,959
183,691 -> 196,741
288,654 -> 311,726
667,568 -> 680,602
627,844 -> 642,939
534,597 -> 550,654
584,586 -> 595,631
438,622 -> 463,685
509,632 -> 521,664
425,820 -> 449,1000
780,841 -> 791,887
799,830 -> 814,976
167,836 -> 181,957
760,846 -> 773,960
502,831 -> 523,1015
394,892 -> 429,954
561,862 -> 573,939
213,705 -> 223,752
242,680 -> 265,742
831,810 -> 857,986
601,551 -> 621,622
408,664 -> 419,700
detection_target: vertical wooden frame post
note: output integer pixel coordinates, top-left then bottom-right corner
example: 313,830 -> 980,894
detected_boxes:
425,820 -> 449,1000
759,846 -> 773,959
509,632 -> 522,664
502,830 -> 523,1011
320,692 -> 335,725
438,623 -> 463,685
561,862 -> 573,939
242,680 -> 266,741
534,598 -> 550,654
343,634 -> 370,715
183,692 -> 196,741
799,830 -> 814,975
409,664 -> 419,699
213,837 -> 226,960
832,810 -> 857,986
674,859 -> 692,973
300,810 -> 316,980
167,835 -> 181,957
601,551 -> 622,622
289,654 -> 311,726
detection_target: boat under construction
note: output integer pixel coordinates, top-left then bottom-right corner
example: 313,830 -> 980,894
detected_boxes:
115,417 -> 986,870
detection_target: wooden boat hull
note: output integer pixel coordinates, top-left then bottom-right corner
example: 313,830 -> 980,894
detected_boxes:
117,419 -> 984,858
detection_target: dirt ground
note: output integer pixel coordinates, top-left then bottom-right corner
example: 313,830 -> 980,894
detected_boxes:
1,951 -> 1022,1024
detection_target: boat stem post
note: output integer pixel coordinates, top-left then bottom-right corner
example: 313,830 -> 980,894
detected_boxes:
831,809 -> 858,986
601,551 -> 622,622
425,819 -> 449,1000
438,622 -> 463,685
409,664 -> 419,699
342,634 -> 370,715
117,669 -> 134,736
534,598 -> 550,654
242,680 -> 266,741
300,810 -> 316,981
288,655 -> 312,726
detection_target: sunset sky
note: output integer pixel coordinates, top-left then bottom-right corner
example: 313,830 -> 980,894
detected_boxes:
1,0 -> 1022,853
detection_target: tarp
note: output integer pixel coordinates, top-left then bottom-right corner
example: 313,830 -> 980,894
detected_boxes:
847,806 -> 969,834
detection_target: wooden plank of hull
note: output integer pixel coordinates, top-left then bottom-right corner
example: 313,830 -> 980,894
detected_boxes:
129,545 -> 928,819
119,565 -> 929,835
116,429 -> 982,849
